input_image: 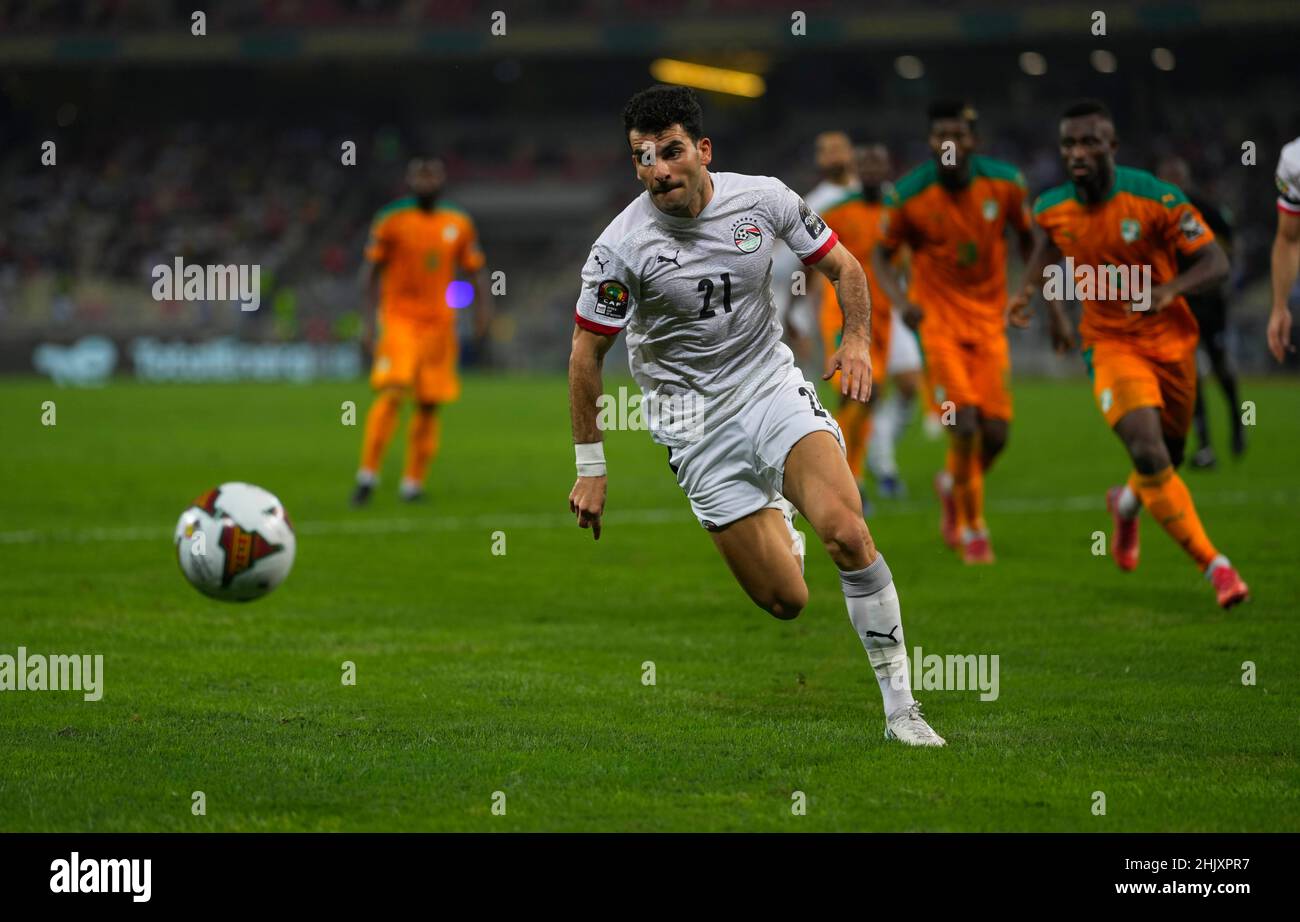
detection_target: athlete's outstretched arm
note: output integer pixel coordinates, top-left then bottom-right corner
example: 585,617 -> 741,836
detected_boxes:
1007,226 -> 1074,352
1150,240 -> 1228,312
568,325 -> 616,540
812,241 -> 872,402
1268,210 -> 1300,361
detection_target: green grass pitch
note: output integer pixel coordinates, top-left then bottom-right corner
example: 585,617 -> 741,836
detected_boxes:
0,373 -> 1296,831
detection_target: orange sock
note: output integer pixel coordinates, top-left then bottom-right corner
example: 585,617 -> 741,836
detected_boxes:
403,406 -> 441,485
1133,466 -> 1219,570
360,390 -> 402,476
835,401 -> 872,479
949,439 -> 978,534
968,459 -> 986,533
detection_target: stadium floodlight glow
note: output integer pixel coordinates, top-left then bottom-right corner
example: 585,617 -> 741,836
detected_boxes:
1090,49 -> 1118,74
649,59 -> 765,98
1019,52 -> 1047,76
1151,47 -> 1176,71
894,55 -> 924,80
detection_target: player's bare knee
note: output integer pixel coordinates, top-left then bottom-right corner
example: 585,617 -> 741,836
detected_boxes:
763,582 -> 808,620
1130,437 -> 1171,474
1164,435 -> 1186,469
817,511 -> 873,570
981,427 -> 1008,467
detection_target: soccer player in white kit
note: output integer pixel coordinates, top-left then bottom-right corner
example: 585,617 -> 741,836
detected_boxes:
1267,136 -> 1300,362
566,86 -> 944,747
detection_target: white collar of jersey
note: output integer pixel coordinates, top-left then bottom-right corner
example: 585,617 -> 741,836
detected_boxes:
645,170 -> 723,228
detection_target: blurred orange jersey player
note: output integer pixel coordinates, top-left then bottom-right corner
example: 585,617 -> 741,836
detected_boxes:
1010,99 -> 1246,609
872,101 -> 1034,563
818,143 -> 898,491
352,157 -> 492,506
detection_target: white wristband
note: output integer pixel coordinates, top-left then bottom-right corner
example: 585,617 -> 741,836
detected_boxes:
575,442 -> 607,478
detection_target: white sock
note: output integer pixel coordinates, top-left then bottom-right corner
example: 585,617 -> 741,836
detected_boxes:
840,554 -> 914,716
399,477 -> 422,495
356,469 -> 377,486
891,391 -> 915,443
867,395 -> 900,479
1205,554 -> 1230,578
1118,485 -> 1141,519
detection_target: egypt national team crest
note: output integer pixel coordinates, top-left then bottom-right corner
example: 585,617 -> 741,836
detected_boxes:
594,279 -> 629,319
732,219 -> 763,253
981,198 -> 999,221
1120,218 -> 1142,244
219,523 -> 285,587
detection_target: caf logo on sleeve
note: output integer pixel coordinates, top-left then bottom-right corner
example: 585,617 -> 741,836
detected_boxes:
595,279 -> 630,318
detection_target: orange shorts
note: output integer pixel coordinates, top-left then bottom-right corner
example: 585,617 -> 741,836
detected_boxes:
921,333 -> 1012,421
370,315 -> 460,404
820,306 -> 890,395
1084,339 -> 1196,436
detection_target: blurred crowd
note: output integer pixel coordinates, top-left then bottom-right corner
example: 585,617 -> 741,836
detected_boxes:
1,29 -> 1296,370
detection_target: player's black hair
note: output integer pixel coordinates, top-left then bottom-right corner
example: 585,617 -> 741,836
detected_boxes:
622,85 -> 704,142
928,99 -> 978,129
1061,99 -> 1114,122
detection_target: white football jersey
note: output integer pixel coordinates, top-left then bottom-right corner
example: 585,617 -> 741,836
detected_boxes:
575,171 -> 838,447
1277,137 -> 1300,215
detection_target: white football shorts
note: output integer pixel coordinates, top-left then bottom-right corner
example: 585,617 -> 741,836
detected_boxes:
666,364 -> 844,530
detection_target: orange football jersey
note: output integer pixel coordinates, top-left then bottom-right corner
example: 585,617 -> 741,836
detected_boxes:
881,155 -> 1031,344
819,190 -> 895,334
1033,166 -> 1214,362
365,198 -> 486,327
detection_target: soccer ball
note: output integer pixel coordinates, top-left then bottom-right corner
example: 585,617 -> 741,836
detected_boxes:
174,482 -> 296,602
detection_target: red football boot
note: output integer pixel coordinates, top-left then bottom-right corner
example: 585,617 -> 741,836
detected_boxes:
1106,486 -> 1140,572
1211,564 -> 1249,610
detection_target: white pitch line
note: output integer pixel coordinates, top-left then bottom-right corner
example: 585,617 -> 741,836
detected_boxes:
0,490 -> 1290,546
